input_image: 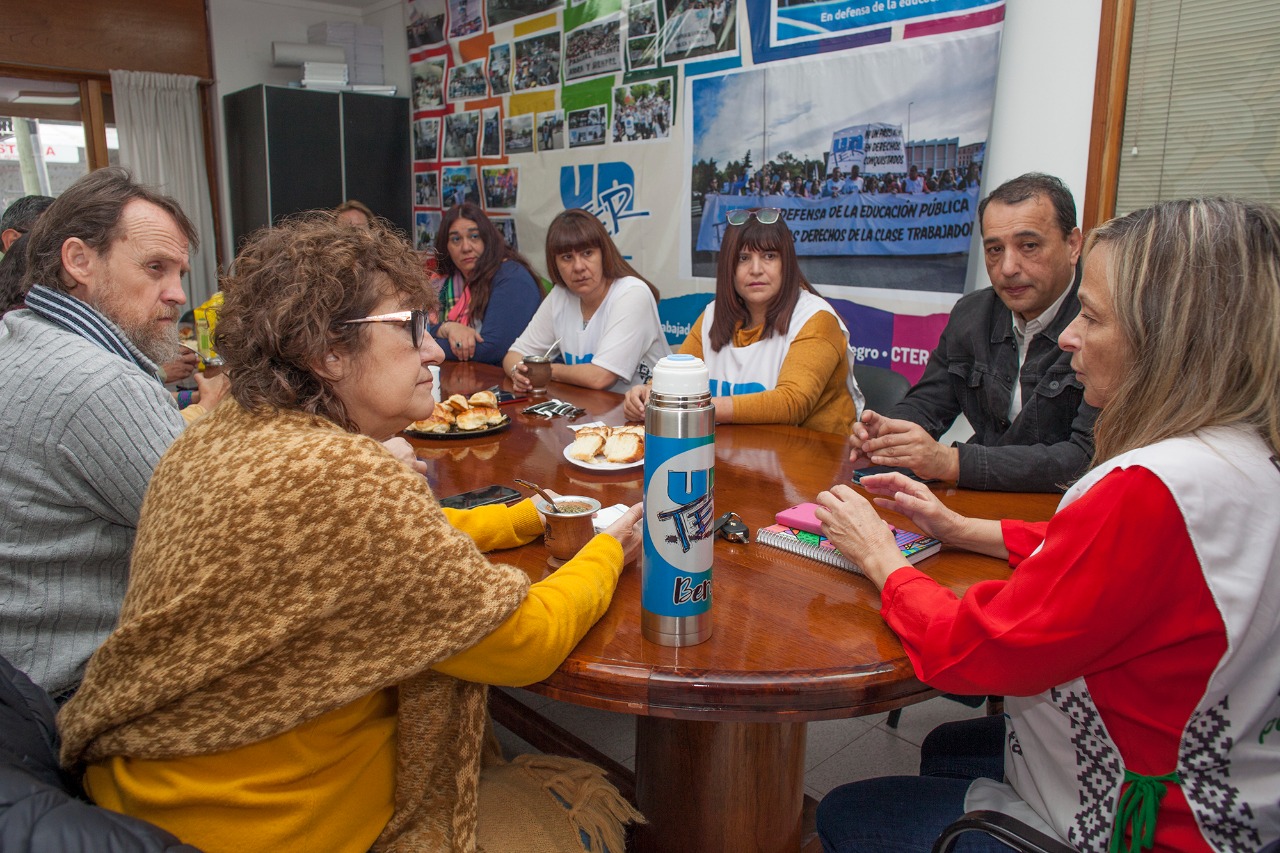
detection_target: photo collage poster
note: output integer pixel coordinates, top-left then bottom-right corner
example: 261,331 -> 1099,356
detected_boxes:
405,0 -> 1006,379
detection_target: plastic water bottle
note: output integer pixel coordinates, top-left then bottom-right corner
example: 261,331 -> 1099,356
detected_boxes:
642,354 -> 715,646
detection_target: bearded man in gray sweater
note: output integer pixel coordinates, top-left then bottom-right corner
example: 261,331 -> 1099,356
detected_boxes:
0,168 -> 227,702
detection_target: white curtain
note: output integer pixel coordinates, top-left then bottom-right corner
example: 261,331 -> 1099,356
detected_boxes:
109,70 -> 218,306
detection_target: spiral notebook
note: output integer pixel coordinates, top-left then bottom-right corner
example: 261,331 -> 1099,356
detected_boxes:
758,502 -> 941,574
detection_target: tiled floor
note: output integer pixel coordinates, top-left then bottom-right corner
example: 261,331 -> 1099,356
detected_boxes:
493,688 -> 988,802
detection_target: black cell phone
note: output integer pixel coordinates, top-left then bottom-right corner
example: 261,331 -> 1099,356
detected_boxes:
851,465 -> 939,485
438,484 -> 524,510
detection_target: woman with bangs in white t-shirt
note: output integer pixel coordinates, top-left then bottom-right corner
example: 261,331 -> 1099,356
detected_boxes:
504,209 -> 669,394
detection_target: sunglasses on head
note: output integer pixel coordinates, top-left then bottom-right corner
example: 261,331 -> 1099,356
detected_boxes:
725,207 -> 782,226
341,310 -> 430,349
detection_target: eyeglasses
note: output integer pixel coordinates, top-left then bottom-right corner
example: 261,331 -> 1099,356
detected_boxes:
341,310 -> 429,349
725,207 -> 782,226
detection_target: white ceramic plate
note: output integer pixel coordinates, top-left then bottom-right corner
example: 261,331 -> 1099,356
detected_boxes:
562,443 -> 643,471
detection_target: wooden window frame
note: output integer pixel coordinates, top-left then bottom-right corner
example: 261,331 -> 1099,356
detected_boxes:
1083,0 -> 1137,231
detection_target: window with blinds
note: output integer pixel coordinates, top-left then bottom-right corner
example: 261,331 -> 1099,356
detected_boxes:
1115,0 -> 1280,214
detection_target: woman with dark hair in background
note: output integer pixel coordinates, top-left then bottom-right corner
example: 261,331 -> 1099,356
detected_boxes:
504,208 -> 668,392
625,208 -> 862,434
431,202 -> 542,363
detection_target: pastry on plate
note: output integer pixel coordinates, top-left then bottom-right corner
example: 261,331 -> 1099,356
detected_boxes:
455,408 -> 490,431
468,390 -> 498,408
570,431 -> 607,461
603,431 -> 644,464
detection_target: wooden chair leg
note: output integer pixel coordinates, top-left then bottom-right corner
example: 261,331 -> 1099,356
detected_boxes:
886,708 -> 902,728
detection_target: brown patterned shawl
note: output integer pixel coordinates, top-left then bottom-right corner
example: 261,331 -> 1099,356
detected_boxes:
58,402 -> 532,851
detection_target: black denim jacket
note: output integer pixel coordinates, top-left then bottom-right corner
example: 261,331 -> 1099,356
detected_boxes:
887,279 -> 1098,492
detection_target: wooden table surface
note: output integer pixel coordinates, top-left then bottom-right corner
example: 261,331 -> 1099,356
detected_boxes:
408,362 -> 1060,853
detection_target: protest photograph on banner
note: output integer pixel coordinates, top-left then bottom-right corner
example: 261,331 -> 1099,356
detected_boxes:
689,26 -> 1000,292
415,171 -> 440,207
611,80 -> 672,142
771,0 -> 993,47
413,117 -> 441,160
565,18 -> 623,81
407,0 -> 447,48
491,217 -> 520,251
482,166 -> 520,210
488,43 -> 512,95
411,56 -> 447,111
486,0 -> 564,26
567,105 -> 608,147
415,211 -> 442,252
629,0 -> 659,36
536,111 -> 565,151
447,0 -> 484,38
503,113 -> 535,153
443,110 -> 480,158
514,32 -> 562,91
442,165 -> 480,207
662,0 -> 736,62
447,58 -> 488,101
481,107 -> 502,156
628,35 -> 658,69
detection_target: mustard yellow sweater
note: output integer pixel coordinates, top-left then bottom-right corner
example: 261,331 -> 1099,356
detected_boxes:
682,311 -> 854,434
85,500 -> 620,853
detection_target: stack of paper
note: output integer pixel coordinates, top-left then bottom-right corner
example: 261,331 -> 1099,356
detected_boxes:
308,22 -> 384,86
301,61 -> 349,90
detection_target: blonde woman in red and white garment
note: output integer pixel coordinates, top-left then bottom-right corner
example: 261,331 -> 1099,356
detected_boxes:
814,197 -> 1280,853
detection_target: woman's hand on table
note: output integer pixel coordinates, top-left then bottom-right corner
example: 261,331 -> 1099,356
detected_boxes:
622,384 -> 651,421
857,472 -> 1008,560
601,502 -> 644,566
509,361 -> 532,393
382,437 -> 428,476
855,473 -> 964,542
815,485 -> 909,590
439,322 -> 483,361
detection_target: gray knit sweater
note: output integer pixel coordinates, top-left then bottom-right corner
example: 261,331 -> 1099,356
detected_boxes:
0,308 -> 183,696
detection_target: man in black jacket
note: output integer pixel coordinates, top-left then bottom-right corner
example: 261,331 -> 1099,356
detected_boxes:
851,173 -> 1098,492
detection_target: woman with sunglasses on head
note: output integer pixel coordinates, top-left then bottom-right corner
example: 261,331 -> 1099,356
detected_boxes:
813,198 -> 1280,853
624,207 -> 862,434
429,202 -> 542,364
58,214 -> 645,853
504,208 -> 670,392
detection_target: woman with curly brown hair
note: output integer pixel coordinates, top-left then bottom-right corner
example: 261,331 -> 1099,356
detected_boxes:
58,214 -> 643,853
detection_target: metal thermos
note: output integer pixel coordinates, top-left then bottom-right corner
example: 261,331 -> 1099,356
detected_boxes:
642,354 -> 715,646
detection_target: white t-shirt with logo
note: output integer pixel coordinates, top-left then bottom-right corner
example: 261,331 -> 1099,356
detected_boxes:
510,276 -> 671,393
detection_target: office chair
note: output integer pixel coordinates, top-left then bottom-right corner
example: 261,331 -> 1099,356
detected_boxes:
932,810 -> 1078,853
852,363 -> 911,413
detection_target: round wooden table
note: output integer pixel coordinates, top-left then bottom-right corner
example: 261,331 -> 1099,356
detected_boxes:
408,363 -> 1059,853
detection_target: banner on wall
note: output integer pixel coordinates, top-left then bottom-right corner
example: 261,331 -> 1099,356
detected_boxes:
770,0 -> 999,47
688,23 -> 999,290
403,0 -> 1004,363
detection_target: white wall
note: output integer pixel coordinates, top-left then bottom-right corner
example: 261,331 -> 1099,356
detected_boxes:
207,0 -> 1103,293
961,0 -> 1102,295
208,0 -> 370,258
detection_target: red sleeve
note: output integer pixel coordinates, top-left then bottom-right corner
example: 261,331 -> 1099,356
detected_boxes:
1001,519 -> 1050,566
879,466 -> 1205,696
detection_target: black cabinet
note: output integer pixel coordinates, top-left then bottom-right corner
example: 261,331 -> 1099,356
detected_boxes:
224,85 -> 410,248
